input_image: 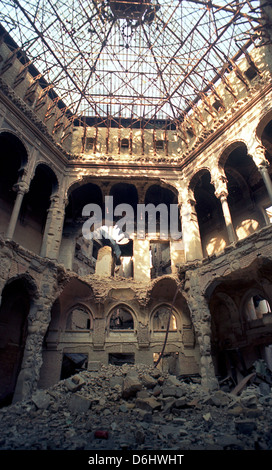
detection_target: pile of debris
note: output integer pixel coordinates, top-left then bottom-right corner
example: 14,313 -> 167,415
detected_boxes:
0,362 -> 272,451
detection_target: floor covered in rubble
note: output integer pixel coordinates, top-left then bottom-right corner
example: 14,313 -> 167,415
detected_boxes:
0,362 -> 271,455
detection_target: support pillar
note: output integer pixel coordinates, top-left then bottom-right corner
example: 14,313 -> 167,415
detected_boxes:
181,197 -> 203,262
213,175 -> 237,244
187,286 -> 218,391
133,238 -> 150,282
12,296 -> 54,403
259,165 -> 272,205
5,181 -> 29,240
252,146 -> 272,205
40,194 -> 66,260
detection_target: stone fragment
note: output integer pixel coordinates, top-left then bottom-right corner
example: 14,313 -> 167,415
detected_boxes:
167,375 -> 181,386
68,394 -> 92,413
240,394 -> 258,408
109,376 -> 124,388
227,405 -> 245,416
122,374 -> 142,398
203,412 -> 212,422
135,397 -> 162,412
135,409 -> 153,422
205,390 -> 231,407
173,397 -> 188,408
32,390 -> 52,410
141,374 -> 157,389
152,385 -> 162,397
137,390 -> 150,399
161,385 -> 179,397
216,435 -> 244,450
162,398 -> 176,413
65,374 -> 86,392
119,404 -> 128,413
259,382 -> 271,396
135,429 -> 145,444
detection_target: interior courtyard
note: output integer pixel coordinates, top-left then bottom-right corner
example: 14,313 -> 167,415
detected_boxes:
0,0 -> 272,410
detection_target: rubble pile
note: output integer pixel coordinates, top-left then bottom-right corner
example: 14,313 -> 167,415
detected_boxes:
0,363 -> 272,451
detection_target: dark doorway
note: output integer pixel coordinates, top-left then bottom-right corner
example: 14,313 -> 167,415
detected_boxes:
0,279 -> 31,407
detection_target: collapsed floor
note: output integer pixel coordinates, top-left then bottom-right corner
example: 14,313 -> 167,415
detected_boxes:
0,363 -> 272,451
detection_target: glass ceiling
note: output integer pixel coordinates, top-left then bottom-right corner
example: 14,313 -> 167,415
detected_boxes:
0,0 -> 266,126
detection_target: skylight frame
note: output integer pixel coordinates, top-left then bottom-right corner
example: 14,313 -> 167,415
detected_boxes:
0,0 -> 265,125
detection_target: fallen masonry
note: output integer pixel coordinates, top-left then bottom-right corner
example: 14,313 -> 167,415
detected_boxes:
0,363 -> 272,451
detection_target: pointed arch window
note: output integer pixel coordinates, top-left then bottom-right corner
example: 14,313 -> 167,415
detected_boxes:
153,305 -> 177,332
66,307 -> 92,330
109,306 -> 134,330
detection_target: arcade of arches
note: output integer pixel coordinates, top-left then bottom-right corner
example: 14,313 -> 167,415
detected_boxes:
1,13 -> 272,407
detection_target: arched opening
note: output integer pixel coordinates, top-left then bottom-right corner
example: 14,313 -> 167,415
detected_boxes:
145,184 -> 179,277
0,132 -> 28,237
223,144 -> 267,240
148,278 -> 196,375
259,116 -> 272,222
109,182 -> 138,277
39,278 -> 95,388
110,182 -> 138,215
259,117 -> 272,164
0,278 -> 33,407
14,163 -> 58,254
209,273 -> 272,390
66,306 -> 92,330
60,182 -> 103,274
109,306 -> 134,330
244,294 -> 271,321
193,170 -> 226,257
153,305 -> 177,331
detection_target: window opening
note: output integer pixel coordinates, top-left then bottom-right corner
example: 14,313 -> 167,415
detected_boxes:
245,295 -> 271,321
85,137 -> 94,151
245,66 -> 258,81
156,140 -> 165,150
110,307 -> 134,330
108,353 -> 135,365
66,308 -> 91,330
150,241 -> 171,279
121,138 -> 129,148
60,353 -> 88,379
153,306 -> 177,331
265,206 -> 272,223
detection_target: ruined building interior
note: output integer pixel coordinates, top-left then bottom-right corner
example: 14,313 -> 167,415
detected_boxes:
0,0 -> 272,408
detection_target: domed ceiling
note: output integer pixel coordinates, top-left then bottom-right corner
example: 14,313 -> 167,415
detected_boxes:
0,0 -> 266,126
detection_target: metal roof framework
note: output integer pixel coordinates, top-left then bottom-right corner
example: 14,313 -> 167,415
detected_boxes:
0,0 -> 269,128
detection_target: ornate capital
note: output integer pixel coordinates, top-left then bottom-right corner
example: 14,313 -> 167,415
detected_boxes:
13,181 -> 29,194
252,145 -> 269,169
212,174 -> 229,199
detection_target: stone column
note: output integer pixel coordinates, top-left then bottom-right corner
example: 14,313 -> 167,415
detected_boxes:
181,196 -> 203,262
133,238 -> 151,282
5,181 -> 29,240
252,146 -> 272,205
95,245 -> 113,277
12,293 -> 54,403
187,285 -> 218,391
40,194 -> 67,260
213,176 -> 237,244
